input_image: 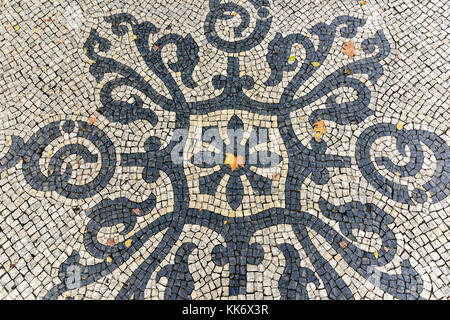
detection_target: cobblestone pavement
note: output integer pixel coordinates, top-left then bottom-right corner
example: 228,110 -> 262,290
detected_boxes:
0,0 -> 449,300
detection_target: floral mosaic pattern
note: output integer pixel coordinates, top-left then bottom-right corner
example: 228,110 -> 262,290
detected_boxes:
185,110 -> 287,215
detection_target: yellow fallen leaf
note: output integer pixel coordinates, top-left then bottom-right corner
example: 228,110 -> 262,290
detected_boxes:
396,122 -> 404,130
311,61 -> 320,67
47,150 -> 53,157
360,1 -> 367,5
223,220 -> 228,225
374,250 -> 379,259
232,12 -> 237,16
125,239 -> 133,247
106,256 -> 112,263
288,55 -> 296,62
224,153 -> 234,166
131,35 -> 137,40
14,25 -> 20,31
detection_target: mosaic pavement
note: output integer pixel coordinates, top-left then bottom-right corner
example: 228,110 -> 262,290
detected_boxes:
0,0 -> 449,300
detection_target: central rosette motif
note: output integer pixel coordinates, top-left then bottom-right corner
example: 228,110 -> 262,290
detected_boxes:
184,110 -> 288,216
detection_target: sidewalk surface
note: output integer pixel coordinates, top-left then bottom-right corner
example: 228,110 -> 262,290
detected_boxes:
0,0 -> 449,300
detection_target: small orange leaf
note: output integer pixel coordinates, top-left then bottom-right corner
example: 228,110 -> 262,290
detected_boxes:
312,119 -> 327,141
236,155 -> 245,169
133,208 -> 141,215
105,237 -> 118,247
224,153 -> 245,172
339,241 -> 348,249
341,41 -> 356,59
88,116 -> 97,125
153,45 -> 159,51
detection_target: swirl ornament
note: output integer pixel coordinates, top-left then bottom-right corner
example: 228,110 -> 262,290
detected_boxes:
356,123 -> 450,204
1,0 -> 448,300
1,120 -> 116,199
205,0 -> 272,53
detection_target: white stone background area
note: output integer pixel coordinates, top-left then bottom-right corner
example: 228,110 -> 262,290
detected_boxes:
0,0 -> 449,299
